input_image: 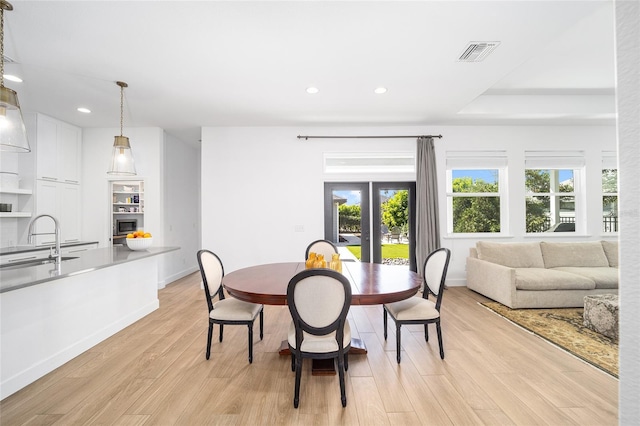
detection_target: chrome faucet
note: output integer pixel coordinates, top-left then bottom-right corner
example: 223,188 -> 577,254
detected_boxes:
27,214 -> 62,265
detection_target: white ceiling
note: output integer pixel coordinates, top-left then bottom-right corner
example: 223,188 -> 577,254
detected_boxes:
4,1 -> 616,144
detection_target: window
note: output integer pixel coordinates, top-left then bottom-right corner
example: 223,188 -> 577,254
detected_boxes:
525,152 -> 584,233
446,152 -> 507,234
602,152 -> 618,233
323,152 -> 415,174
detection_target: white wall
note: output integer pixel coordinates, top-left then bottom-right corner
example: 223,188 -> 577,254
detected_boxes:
201,124 -> 617,280
161,133 -> 201,285
81,127 -> 164,249
201,127 -> 417,272
615,0 -> 639,421
435,125 -> 617,286
81,127 -> 200,288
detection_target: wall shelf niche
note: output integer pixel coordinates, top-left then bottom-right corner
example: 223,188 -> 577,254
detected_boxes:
110,180 -> 145,244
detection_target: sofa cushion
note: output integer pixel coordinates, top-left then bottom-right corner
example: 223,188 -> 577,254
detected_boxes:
553,267 -> 618,289
514,268 -> 596,291
477,242 -> 544,268
601,241 -> 619,267
540,241 -> 609,268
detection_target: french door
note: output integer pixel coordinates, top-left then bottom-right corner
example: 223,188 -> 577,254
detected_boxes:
324,183 -> 371,262
324,182 -> 416,271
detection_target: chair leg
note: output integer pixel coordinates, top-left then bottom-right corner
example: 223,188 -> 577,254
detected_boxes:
424,323 -> 429,342
436,321 -> 444,359
259,309 -> 264,340
396,324 -> 402,364
383,308 -> 388,340
344,352 -> 349,371
248,323 -> 254,364
291,353 -> 295,371
206,322 -> 213,360
337,354 -> 347,407
294,355 -> 302,408
219,324 -> 224,342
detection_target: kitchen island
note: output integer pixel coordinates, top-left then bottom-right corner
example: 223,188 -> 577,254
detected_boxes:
0,245 -> 179,399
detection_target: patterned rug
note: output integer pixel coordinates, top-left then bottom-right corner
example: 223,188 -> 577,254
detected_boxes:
481,302 -> 618,378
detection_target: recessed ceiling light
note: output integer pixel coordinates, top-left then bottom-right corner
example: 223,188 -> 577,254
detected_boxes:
77,107 -> 91,114
306,87 -> 319,94
374,87 -> 387,94
3,74 -> 22,83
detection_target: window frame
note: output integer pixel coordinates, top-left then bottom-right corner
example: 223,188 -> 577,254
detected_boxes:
602,152 -> 618,234
524,151 -> 585,235
445,152 -> 508,236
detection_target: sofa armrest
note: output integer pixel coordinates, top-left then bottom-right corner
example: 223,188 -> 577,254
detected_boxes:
466,257 -> 517,308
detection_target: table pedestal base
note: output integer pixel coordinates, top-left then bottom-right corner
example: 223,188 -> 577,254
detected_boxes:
278,338 -> 367,376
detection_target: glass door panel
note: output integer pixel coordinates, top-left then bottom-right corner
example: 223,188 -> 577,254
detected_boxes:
372,182 -> 416,271
324,183 -> 370,263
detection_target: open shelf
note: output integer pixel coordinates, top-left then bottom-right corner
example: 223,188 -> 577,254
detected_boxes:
0,188 -> 33,195
0,212 -> 32,218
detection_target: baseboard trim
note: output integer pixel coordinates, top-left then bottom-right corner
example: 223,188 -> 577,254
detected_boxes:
158,266 -> 199,289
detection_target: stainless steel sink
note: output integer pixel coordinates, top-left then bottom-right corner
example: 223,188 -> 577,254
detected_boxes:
0,256 -> 79,270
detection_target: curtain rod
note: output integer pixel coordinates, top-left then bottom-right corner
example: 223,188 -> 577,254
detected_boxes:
296,135 -> 442,140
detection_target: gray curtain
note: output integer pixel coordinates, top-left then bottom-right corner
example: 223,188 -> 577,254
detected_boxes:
415,137 -> 440,275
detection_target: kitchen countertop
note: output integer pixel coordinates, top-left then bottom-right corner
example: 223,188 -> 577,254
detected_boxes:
0,246 -> 179,294
0,241 -> 100,256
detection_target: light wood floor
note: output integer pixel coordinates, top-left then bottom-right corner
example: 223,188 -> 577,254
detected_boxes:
0,272 -> 618,425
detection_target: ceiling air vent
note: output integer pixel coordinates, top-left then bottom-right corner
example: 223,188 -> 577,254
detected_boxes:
457,42 -> 500,62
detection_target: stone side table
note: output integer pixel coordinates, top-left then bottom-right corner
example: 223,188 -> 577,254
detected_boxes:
584,294 -> 619,340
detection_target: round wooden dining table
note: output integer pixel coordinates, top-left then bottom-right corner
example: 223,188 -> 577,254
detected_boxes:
223,261 -> 422,306
223,261 -> 422,374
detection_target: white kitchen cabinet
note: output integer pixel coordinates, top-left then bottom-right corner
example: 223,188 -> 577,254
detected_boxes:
34,180 -> 81,245
57,123 -> 81,183
34,114 -> 81,184
34,115 -> 57,181
59,183 -> 80,242
60,242 -> 98,254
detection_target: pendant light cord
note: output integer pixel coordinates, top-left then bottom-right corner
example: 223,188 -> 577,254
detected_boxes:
120,84 -> 124,137
116,81 -> 128,137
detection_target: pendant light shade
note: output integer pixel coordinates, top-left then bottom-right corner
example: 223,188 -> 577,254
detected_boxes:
0,1 -> 30,153
107,81 -> 136,175
108,135 -> 136,175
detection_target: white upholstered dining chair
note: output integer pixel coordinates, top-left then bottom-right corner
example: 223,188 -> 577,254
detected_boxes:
197,249 -> 264,363
305,239 -> 338,260
287,268 -> 352,408
383,247 -> 451,363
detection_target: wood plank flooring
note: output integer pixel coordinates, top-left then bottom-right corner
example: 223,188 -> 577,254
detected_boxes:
0,272 -> 618,425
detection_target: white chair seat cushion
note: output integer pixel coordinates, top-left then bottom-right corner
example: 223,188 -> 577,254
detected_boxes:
210,298 -> 262,321
288,320 -> 351,353
385,297 -> 439,321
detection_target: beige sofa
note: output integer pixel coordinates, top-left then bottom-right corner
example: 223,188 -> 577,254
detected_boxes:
466,241 -> 618,308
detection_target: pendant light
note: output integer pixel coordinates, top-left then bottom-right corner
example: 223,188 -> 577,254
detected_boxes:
107,81 -> 136,175
0,0 -> 30,153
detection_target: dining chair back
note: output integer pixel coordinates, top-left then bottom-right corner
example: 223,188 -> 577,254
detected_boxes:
424,247 -> 450,308
305,239 -> 338,260
197,249 -> 264,363
287,268 -> 352,408
383,247 -> 451,363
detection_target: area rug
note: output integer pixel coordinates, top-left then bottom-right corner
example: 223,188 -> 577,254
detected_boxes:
481,302 -> 618,378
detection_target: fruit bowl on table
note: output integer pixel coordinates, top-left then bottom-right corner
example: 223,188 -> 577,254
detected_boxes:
126,237 -> 153,251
